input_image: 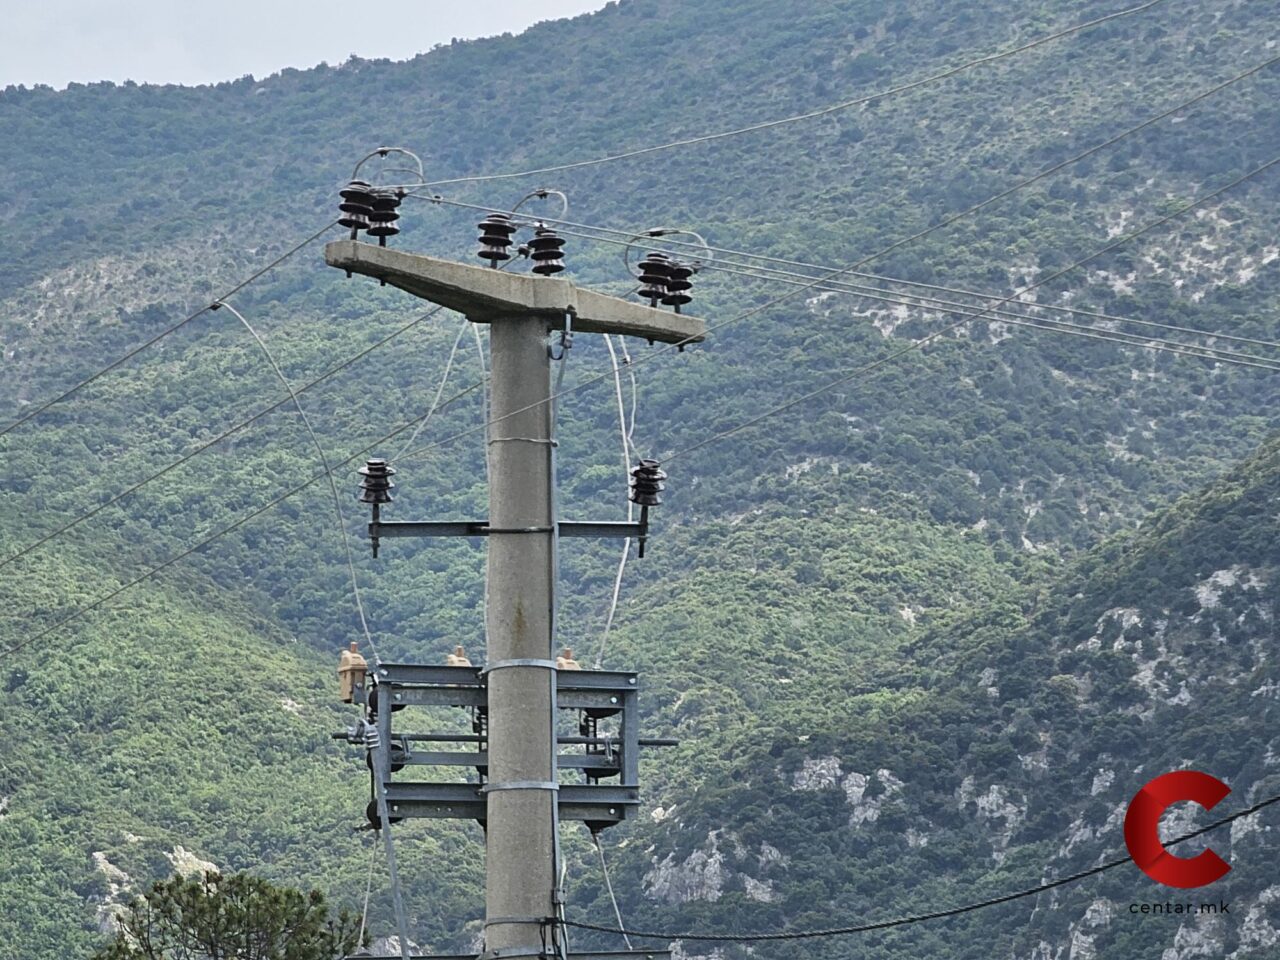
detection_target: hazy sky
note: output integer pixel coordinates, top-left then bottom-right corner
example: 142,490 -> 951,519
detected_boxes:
2,1 -> 611,89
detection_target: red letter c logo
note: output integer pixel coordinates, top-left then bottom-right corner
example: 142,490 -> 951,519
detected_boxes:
1124,770 -> 1231,889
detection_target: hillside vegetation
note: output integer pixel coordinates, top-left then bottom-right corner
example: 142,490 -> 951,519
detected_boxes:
1,0 -> 1278,957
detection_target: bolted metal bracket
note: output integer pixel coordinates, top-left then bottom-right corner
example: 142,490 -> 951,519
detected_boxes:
368,518 -> 648,544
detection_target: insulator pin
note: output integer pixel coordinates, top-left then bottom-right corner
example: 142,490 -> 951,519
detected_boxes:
629,458 -> 667,506
528,223 -> 566,275
365,189 -> 402,246
663,261 -> 695,311
357,458 -> 396,504
338,179 -> 376,237
358,458 -> 395,558
636,252 -> 672,305
478,213 -> 518,265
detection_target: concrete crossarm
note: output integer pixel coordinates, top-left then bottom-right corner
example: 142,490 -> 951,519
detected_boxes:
325,240 -> 706,345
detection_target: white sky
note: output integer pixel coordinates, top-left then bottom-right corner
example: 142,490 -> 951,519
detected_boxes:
1,1 -> 611,89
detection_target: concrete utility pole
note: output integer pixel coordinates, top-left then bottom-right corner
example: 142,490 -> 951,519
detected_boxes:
325,240 -> 704,960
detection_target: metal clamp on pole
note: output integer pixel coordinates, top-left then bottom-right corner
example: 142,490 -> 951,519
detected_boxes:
481,658 -> 559,676
483,916 -> 556,929
480,781 -> 561,795
480,945 -> 554,960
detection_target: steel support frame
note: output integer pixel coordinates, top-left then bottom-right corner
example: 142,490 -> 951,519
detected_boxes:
356,665 -> 644,828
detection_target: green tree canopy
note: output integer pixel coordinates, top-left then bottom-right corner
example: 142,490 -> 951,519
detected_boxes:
93,872 -> 360,960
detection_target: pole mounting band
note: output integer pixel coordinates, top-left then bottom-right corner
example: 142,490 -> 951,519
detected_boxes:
482,915 -> 554,929
481,780 -> 560,794
481,658 -> 559,676
480,947 -> 550,960
484,525 -> 555,534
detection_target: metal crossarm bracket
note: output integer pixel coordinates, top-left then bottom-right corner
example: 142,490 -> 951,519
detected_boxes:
369,519 -> 647,540
339,666 -> 664,829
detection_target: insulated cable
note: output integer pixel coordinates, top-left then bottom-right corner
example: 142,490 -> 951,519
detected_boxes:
564,790 -> 1280,943
0,379 -> 487,659
0,220 -> 337,441
212,301 -> 379,661
0,302 -> 459,574
593,832 -> 634,951
593,335 -> 638,669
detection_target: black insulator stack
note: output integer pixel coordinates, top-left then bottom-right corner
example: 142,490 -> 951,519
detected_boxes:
663,261 -> 695,312
629,458 -> 667,506
338,179 -> 376,238
528,223 -> 566,275
358,458 -> 395,558
366,189 -> 402,246
636,252 -> 673,305
358,458 -> 396,504
478,213 -> 518,265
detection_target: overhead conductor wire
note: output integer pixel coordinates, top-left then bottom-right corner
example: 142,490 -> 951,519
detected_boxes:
405,45 -> 1280,364
461,216 -> 1280,372
693,260 -> 1280,370
659,154 -> 1280,464
395,141 -> 1280,473
0,378 -> 487,659
408,0 -> 1168,188
0,219 -> 337,441
566,791 -> 1280,942
0,302 -> 460,574
211,301 -> 379,660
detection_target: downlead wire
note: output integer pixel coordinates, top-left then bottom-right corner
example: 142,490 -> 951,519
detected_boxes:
0,379 -> 487,659
0,220 -> 338,440
214,301 -> 379,662
0,303 -> 454,574
411,0 -> 1168,188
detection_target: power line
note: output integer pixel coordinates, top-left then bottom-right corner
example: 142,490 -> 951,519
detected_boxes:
398,152 -> 1280,470
411,0 -> 1168,188
660,154 -> 1280,464
565,790 -> 1280,943
213,301 -> 380,662
592,833 -> 634,951
593,334 -> 638,669
695,260 -> 1280,358
417,47 -> 1280,356
428,194 -> 1280,354
0,303 -> 456,574
0,220 -> 337,441
0,379 -> 487,659
696,260 -> 1280,371
641,239 -> 1280,353
463,217 -> 1280,370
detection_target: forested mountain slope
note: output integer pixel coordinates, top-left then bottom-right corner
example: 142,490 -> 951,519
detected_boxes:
1,0 -> 1278,957
581,435 -> 1279,960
